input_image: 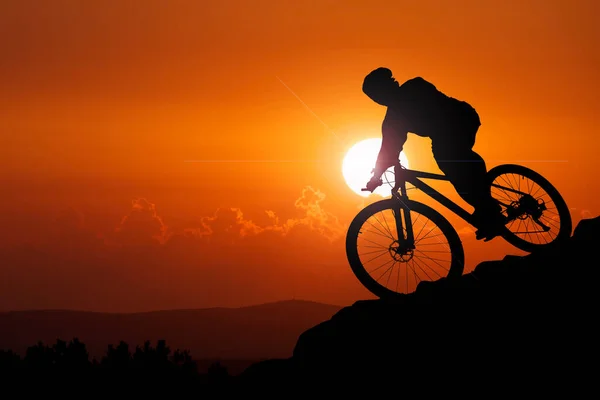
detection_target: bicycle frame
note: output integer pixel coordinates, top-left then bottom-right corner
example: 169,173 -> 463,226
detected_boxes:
387,163 -> 528,249
390,165 -> 475,224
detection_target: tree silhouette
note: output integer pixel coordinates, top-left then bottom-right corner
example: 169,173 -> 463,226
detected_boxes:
24,341 -> 55,369
132,339 -> 171,371
207,361 -> 230,385
172,348 -> 197,375
0,337 -> 227,387
0,349 -> 22,371
101,340 -> 132,370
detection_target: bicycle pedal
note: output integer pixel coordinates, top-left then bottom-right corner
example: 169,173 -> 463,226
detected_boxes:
475,229 -> 499,242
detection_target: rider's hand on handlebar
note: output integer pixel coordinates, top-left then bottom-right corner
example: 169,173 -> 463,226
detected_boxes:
363,176 -> 383,193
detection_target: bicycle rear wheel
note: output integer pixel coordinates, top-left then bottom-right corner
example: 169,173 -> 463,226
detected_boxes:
487,164 -> 572,253
346,198 -> 465,299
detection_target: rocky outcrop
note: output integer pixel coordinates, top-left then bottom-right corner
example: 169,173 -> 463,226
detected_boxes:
239,217 -> 599,392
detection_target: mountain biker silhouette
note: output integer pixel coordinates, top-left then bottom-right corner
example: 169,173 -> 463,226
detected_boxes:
362,67 -> 503,241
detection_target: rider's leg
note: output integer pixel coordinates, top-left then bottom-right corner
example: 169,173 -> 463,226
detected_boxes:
431,128 -> 502,235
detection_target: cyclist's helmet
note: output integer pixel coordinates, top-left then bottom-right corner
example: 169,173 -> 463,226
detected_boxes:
362,67 -> 399,106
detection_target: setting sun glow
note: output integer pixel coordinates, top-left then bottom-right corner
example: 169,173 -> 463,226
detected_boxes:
342,138 -> 409,197
0,0 -> 596,313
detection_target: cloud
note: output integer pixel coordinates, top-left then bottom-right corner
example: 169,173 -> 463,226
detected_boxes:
184,186 -> 346,244
580,209 -> 592,219
113,198 -> 171,246
456,225 -> 476,238
283,186 -> 345,241
0,187 -> 359,311
181,207 -> 272,243
52,186 -> 345,250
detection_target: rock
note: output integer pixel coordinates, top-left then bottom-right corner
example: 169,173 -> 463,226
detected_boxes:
237,217 -> 600,391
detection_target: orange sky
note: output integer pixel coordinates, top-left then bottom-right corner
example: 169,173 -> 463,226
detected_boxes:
1,0 -> 598,312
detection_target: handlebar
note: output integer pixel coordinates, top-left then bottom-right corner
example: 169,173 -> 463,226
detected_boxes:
361,162 -> 405,193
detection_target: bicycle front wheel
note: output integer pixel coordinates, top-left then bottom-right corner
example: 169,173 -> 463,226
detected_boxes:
346,198 -> 465,299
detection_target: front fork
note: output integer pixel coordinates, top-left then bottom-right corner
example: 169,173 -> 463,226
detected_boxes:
392,178 -> 415,251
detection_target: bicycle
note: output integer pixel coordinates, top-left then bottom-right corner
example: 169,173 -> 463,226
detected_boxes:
345,162 -> 573,299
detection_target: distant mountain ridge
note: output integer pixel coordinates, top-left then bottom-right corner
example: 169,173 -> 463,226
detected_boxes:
0,299 -> 343,364
1,299 -> 342,315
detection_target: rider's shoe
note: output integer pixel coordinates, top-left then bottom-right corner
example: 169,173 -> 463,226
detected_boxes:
475,225 -> 502,242
473,206 -> 506,242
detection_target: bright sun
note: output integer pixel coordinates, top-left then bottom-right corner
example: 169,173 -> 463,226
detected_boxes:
342,138 -> 409,197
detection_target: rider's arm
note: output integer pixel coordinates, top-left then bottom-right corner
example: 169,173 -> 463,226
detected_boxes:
372,108 -> 408,178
